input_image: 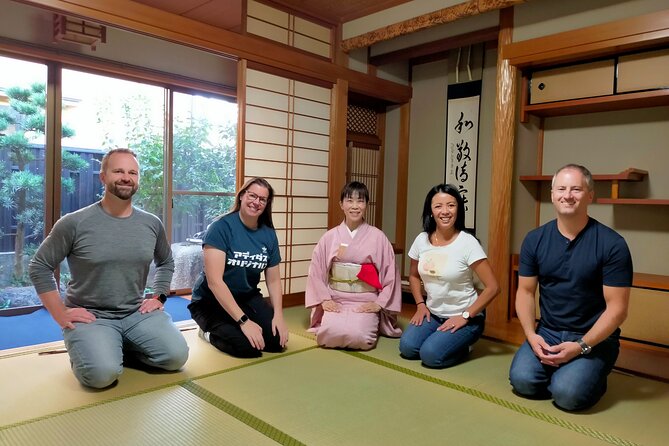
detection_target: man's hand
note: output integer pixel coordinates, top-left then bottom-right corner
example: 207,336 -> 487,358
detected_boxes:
56,307 -> 96,330
139,298 -> 164,314
527,334 -> 581,367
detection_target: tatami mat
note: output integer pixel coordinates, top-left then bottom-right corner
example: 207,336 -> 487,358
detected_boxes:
0,386 -> 282,446
193,348 -> 611,446
0,323 -> 316,427
1,306 -> 667,446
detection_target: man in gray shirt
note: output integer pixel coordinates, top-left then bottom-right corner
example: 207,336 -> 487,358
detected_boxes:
29,148 -> 188,388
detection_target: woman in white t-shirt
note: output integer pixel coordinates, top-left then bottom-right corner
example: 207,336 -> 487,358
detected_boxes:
399,184 -> 499,368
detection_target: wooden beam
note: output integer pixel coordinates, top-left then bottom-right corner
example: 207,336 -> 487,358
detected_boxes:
485,7 -> 519,337
341,0 -> 528,52
369,26 -> 499,66
18,0 -> 412,103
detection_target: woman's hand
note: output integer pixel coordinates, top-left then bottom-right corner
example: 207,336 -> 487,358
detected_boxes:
272,314 -> 289,348
240,320 -> 265,350
322,299 -> 341,312
354,302 -> 381,313
410,304 -> 431,326
437,315 -> 468,333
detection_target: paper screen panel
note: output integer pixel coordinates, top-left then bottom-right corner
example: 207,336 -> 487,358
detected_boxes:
243,68 -> 330,295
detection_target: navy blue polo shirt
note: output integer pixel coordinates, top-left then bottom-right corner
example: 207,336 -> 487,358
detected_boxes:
519,218 -> 632,332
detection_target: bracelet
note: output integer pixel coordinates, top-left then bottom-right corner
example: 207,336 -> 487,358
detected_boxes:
416,301 -> 425,306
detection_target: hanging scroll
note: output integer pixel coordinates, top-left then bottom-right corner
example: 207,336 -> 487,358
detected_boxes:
445,80 -> 481,231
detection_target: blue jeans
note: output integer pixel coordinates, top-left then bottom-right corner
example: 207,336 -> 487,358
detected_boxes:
508,324 -> 620,411
399,312 -> 485,368
63,310 -> 189,389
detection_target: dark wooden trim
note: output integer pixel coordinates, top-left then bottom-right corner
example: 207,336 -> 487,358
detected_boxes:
395,102 -> 410,275
346,131 -> 382,146
375,111 -> 386,228
328,79 -> 348,228
237,59 -> 248,188
283,291 -> 304,307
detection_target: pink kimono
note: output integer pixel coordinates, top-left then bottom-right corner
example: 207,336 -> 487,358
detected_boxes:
305,222 -> 402,350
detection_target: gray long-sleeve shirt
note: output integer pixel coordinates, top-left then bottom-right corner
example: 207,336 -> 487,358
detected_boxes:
29,201 -> 174,318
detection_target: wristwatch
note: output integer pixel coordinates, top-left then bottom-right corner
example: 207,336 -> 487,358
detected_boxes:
461,311 -> 470,320
155,294 -> 167,304
577,338 -> 592,355
237,314 -> 249,326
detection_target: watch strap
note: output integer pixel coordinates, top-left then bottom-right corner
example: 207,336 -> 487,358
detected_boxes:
576,338 -> 592,355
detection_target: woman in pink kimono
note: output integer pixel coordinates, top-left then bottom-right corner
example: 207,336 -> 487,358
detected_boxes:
305,181 -> 402,350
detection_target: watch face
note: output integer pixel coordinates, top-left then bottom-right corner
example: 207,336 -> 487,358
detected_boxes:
462,311 -> 470,319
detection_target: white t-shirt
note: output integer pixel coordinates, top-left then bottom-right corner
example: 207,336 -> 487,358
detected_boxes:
408,231 -> 486,318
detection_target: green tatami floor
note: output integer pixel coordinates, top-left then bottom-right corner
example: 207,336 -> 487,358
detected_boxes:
1,307 -> 667,446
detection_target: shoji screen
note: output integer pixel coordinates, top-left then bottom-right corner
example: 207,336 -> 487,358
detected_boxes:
244,68 -> 331,295
246,0 -> 332,59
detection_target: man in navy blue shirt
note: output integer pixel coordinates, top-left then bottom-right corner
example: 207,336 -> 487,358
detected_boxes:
509,164 -> 633,411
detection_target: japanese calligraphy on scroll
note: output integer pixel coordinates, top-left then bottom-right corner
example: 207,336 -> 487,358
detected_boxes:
445,80 -> 481,230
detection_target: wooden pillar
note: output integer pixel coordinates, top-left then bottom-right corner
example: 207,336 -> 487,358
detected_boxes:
395,102 -> 411,274
236,59 -> 248,188
328,79 -> 348,228
485,7 -> 521,341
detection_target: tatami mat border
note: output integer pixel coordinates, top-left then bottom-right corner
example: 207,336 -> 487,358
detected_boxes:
181,381 -> 306,446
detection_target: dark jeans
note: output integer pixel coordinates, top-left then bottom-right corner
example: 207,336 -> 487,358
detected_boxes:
188,292 -> 283,358
509,324 -> 620,411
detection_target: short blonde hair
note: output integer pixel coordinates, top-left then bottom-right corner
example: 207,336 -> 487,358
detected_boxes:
100,148 -> 138,173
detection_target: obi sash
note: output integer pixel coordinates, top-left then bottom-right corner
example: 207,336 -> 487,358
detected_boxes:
328,262 -> 381,293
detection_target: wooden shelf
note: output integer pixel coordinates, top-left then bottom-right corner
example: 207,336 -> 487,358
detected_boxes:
596,198 -> 669,205
519,168 -> 648,183
519,168 -> 653,201
520,89 -> 669,122
634,273 -> 669,291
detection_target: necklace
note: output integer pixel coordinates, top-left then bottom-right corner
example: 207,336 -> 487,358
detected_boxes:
433,230 -> 457,246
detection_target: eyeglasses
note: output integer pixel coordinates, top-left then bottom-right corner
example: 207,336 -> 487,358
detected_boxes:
246,191 -> 269,206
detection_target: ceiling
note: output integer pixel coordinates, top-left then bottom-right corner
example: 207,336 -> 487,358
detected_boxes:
131,0 -> 412,31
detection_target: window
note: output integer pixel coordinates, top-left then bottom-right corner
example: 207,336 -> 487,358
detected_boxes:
0,54 -> 238,314
0,56 -> 48,313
